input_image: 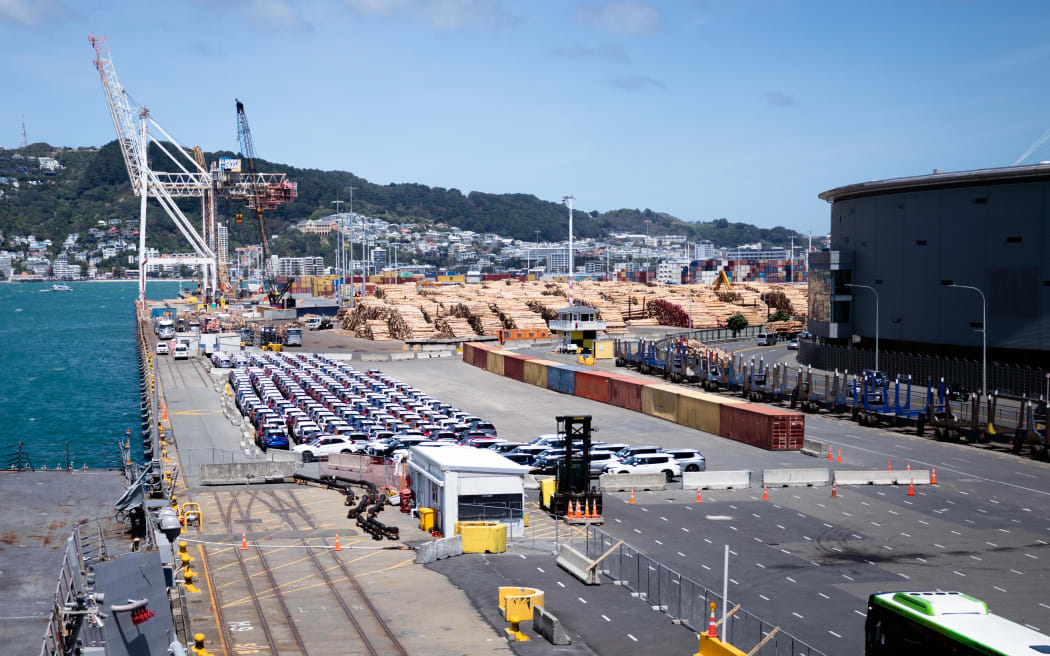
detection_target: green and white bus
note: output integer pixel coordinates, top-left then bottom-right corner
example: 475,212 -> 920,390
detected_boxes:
866,591 -> 1050,655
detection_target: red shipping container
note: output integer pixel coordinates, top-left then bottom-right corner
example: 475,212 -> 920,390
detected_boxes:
719,404 -> 805,451
575,371 -> 611,404
503,353 -> 533,381
606,372 -> 653,412
462,343 -> 475,365
470,343 -> 488,368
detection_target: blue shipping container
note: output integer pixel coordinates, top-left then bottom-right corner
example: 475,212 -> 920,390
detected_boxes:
546,365 -> 576,395
151,307 -> 176,319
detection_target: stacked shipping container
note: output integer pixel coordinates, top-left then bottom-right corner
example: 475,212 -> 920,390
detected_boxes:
461,342 -> 804,451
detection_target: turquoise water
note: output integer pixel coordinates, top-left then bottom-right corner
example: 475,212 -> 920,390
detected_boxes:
0,280 -> 182,469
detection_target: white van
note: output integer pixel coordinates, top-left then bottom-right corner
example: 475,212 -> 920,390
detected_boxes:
173,342 -> 189,360
756,333 -> 775,346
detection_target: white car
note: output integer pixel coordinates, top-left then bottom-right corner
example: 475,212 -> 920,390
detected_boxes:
293,435 -> 364,462
605,454 -> 681,482
172,342 -> 189,360
155,342 -> 170,355
663,448 -> 706,472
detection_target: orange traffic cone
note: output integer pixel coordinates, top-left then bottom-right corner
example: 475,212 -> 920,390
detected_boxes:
762,487 -> 769,501
831,483 -> 838,498
629,489 -> 635,505
837,449 -> 843,463
696,488 -> 703,503
931,467 -> 938,484
827,449 -> 833,461
334,533 -> 342,551
240,531 -> 248,550
588,500 -> 596,518
907,479 -> 916,496
906,462 -> 911,471
572,500 -> 580,519
887,459 -> 892,471
706,602 -> 718,638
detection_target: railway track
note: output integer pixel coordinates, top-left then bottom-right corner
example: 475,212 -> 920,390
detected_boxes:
197,487 -> 407,656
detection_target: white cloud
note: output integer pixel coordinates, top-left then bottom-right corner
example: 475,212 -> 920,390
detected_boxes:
0,0 -> 73,26
345,0 -> 516,31
554,43 -> 630,64
577,1 -> 662,35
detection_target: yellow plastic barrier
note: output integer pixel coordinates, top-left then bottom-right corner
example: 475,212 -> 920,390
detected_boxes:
540,477 -> 556,509
419,507 -> 436,532
498,586 -> 544,642
694,634 -> 748,656
454,521 -> 507,553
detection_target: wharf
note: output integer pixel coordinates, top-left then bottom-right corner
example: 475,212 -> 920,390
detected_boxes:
0,469 -> 128,656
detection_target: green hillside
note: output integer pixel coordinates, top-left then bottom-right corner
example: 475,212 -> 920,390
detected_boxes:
0,141 -> 805,251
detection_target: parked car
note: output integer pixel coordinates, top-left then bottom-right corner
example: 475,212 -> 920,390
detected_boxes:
605,454 -> 681,482
615,445 -> 661,460
155,342 -> 170,355
663,448 -> 706,472
756,333 -> 775,346
787,338 -> 799,350
293,435 -> 362,462
588,451 -> 620,475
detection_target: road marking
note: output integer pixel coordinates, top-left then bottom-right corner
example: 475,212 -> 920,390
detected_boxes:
888,510 -> 899,515
1039,603 -> 1050,610
602,614 -> 611,622
1025,624 -> 1042,632
756,563 -> 766,569
793,612 -> 804,619
557,581 -> 565,587
1026,553 -> 1039,559
882,545 -> 894,551
994,586 -> 1007,592
842,512 -> 853,517
999,528 -> 1011,533
628,634 -> 638,642
898,572 -> 911,579
537,567 -> 545,573
578,597 -> 587,604
1011,569 -> 1024,575
871,522 -> 882,527
615,518 -> 622,523
655,539 -> 663,545
915,557 -> 927,563
678,552 -> 686,558
852,534 -> 863,539
831,547 -> 843,552
977,509 -> 988,514
819,592 -> 830,599
901,532 -> 911,538
970,555 -> 982,561
682,527 -> 690,533
730,526 -> 738,531
860,501 -> 870,506
704,538 -> 712,544
953,570 -> 966,577
776,524 -> 786,529
829,630 -> 842,638
753,513 -> 761,518
786,576 -> 796,583
703,564 -> 711,570
823,522 -> 833,528
918,520 -> 929,525
989,499 -> 1000,504
934,543 -> 945,549
951,530 -> 962,535
754,537 -> 763,543
730,550 -> 738,556
730,578 -> 739,585
760,594 -> 770,601
634,529 -> 642,534
854,609 -> 866,616
803,536 -> 813,541
660,516 -> 668,522
986,541 -> 998,547
780,549 -> 791,555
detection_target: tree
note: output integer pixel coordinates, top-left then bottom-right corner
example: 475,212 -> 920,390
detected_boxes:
769,308 -> 791,322
79,262 -> 89,279
726,312 -> 748,335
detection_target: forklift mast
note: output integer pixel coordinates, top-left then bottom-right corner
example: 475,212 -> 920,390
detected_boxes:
556,415 -> 593,496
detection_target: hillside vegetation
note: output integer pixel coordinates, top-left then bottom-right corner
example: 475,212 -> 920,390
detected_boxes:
0,141 -> 804,250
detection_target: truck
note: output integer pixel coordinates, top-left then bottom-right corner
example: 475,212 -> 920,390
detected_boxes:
156,318 -> 175,340
281,324 -> 303,347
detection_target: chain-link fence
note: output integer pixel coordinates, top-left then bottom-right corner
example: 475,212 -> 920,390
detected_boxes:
585,527 -> 826,656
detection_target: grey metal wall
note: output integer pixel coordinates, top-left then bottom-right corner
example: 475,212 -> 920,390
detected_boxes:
830,179 -> 1050,352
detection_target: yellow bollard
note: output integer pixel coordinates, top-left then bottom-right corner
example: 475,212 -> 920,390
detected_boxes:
191,633 -> 211,655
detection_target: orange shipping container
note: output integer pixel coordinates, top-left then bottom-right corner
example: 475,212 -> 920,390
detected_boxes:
575,370 -> 611,404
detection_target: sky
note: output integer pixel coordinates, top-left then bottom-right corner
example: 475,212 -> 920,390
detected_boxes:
3,1 -> 1050,235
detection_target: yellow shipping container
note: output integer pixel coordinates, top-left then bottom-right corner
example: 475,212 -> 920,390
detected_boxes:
486,350 -> 505,376
524,359 -> 556,388
675,389 -> 742,434
593,340 -> 614,359
641,383 -> 680,422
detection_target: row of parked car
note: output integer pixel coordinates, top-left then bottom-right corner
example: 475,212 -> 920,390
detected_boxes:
228,352 -> 500,455
488,435 -> 705,481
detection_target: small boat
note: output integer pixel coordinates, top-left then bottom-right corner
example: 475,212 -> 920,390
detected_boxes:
50,283 -> 73,291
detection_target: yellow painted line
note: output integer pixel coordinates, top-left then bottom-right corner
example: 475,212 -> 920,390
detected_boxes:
197,545 -> 231,656
221,550 -> 382,609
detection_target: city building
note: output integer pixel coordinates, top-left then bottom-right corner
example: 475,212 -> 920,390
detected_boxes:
275,256 -> 324,277
693,240 -> 718,260
656,260 -> 689,285
809,163 -> 1050,373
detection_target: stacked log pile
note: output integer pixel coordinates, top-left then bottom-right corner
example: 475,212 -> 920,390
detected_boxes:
434,316 -> 475,338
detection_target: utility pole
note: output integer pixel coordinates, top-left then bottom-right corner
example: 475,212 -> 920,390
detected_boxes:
347,185 -> 357,307
331,198 -> 344,306
789,236 -> 794,283
643,220 -> 652,275
562,196 -> 575,305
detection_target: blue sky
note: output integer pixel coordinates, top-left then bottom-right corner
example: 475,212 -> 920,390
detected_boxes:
3,1 -> 1050,235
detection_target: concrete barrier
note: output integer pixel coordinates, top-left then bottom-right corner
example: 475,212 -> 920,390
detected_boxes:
762,468 -> 831,487
681,470 -> 752,490
801,438 -> 827,458
414,535 -> 463,564
599,473 -> 666,491
556,544 -> 600,585
534,606 -> 571,645
834,470 -> 932,485
199,460 -> 296,485
389,352 -> 416,361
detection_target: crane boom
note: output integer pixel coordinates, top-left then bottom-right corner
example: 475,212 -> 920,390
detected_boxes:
235,99 -> 281,303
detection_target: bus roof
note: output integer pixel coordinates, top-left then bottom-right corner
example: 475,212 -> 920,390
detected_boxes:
872,591 -> 1050,655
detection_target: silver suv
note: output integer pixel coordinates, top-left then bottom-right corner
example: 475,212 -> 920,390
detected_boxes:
663,448 -> 706,472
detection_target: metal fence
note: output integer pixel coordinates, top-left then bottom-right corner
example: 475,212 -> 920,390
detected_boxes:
584,527 -> 826,656
799,340 -> 1048,399
663,324 -> 765,344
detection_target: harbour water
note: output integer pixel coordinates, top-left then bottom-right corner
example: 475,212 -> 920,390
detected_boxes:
0,280 -> 181,468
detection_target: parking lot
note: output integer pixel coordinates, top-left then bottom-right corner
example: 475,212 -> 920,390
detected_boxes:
375,355 -> 1050,655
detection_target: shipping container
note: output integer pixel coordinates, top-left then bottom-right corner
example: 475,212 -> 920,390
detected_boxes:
151,307 -> 176,319
471,343 -> 491,368
641,383 -> 680,422
574,370 -> 611,404
486,350 -> 505,376
461,342 -> 475,365
719,404 -> 805,451
606,373 -> 652,412
503,353 -> 532,382
547,365 -> 577,395
676,389 -> 744,435
524,359 -> 555,389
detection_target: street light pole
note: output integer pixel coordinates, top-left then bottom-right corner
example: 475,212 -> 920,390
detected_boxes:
562,195 -> 574,305
643,220 -> 652,275
331,198 -> 344,306
949,283 -> 987,396
847,283 -> 879,372
347,185 -> 356,307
